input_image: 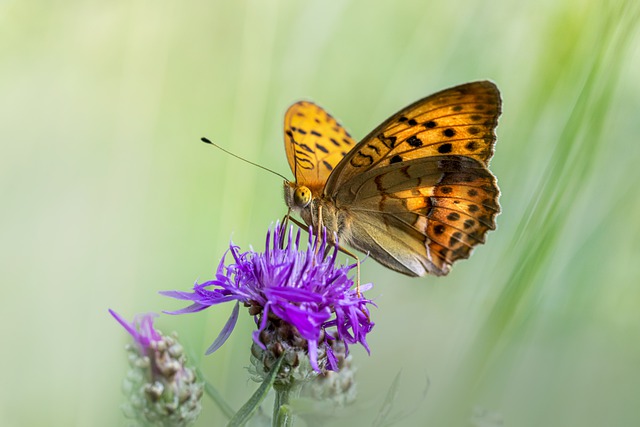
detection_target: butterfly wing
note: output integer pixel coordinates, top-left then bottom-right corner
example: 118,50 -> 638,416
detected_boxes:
325,81 -> 501,191
284,101 -> 356,196
332,156 -> 499,276
326,81 -> 501,276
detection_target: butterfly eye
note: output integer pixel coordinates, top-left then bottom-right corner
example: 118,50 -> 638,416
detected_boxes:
293,186 -> 312,208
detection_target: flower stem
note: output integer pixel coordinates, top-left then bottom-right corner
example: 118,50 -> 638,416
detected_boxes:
272,382 -> 300,427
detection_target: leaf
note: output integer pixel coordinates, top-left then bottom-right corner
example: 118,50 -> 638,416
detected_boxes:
227,355 -> 284,427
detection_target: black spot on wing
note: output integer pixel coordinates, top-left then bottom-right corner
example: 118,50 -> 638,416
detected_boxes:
299,143 -> 314,153
406,136 -> 423,147
449,231 -> 463,247
350,151 -> 374,167
438,143 -> 452,154
367,143 -> 380,155
446,212 -> 460,221
296,157 -> 314,170
316,143 -> 329,153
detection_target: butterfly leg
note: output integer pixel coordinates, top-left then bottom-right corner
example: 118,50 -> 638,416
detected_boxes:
279,208 -> 292,248
313,204 -> 324,260
286,215 -> 308,231
286,210 -> 363,297
315,205 -> 362,296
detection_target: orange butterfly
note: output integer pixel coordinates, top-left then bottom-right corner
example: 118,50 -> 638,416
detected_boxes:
283,81 -> 501,277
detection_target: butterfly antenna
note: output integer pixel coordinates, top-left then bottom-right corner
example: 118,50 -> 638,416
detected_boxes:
201,137 -> 289,181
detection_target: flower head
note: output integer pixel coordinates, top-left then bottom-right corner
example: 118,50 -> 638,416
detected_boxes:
162,224 -> 374,373
109,310 -> 203,426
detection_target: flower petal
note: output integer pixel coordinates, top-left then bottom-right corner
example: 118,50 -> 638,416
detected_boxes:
205,301 -> 240,355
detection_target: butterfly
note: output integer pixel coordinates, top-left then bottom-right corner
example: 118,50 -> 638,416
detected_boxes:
283,81 -> 501,277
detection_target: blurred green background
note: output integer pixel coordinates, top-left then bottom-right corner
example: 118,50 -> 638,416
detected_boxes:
2,0 -> 639,425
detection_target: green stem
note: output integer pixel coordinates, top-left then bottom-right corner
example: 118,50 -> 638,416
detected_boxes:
227,356 -> 284,427
272,382 -> 300,427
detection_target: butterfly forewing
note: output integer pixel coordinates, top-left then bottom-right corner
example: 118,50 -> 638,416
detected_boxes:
325,81 -> 500,192
284,101 -> 356,195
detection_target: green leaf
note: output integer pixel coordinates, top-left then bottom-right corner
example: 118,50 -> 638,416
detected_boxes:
227,356 -> 284,427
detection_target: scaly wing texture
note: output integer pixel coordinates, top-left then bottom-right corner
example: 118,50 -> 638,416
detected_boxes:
283,101 -> 356,196
328,81 -> 501,276
335,156 -> 500,276
326,81 -> 501,192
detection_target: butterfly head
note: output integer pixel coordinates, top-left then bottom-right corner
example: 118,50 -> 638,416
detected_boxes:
284,181 -> 313,209
293,186 -> 312,208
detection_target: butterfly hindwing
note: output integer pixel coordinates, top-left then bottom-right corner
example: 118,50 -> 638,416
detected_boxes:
335,155 -> 499,276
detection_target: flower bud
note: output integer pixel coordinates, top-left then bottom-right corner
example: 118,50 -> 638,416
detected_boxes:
110,310 -> 203,426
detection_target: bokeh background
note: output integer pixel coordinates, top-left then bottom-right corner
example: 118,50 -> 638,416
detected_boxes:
2,0 -> 639,425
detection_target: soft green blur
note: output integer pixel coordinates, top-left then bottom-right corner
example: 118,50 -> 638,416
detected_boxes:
1,0 -> 639,425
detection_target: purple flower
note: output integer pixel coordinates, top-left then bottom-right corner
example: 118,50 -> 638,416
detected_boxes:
109,309 -> 162,354
109,310 -> 204,424
161,224 -> 374,372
